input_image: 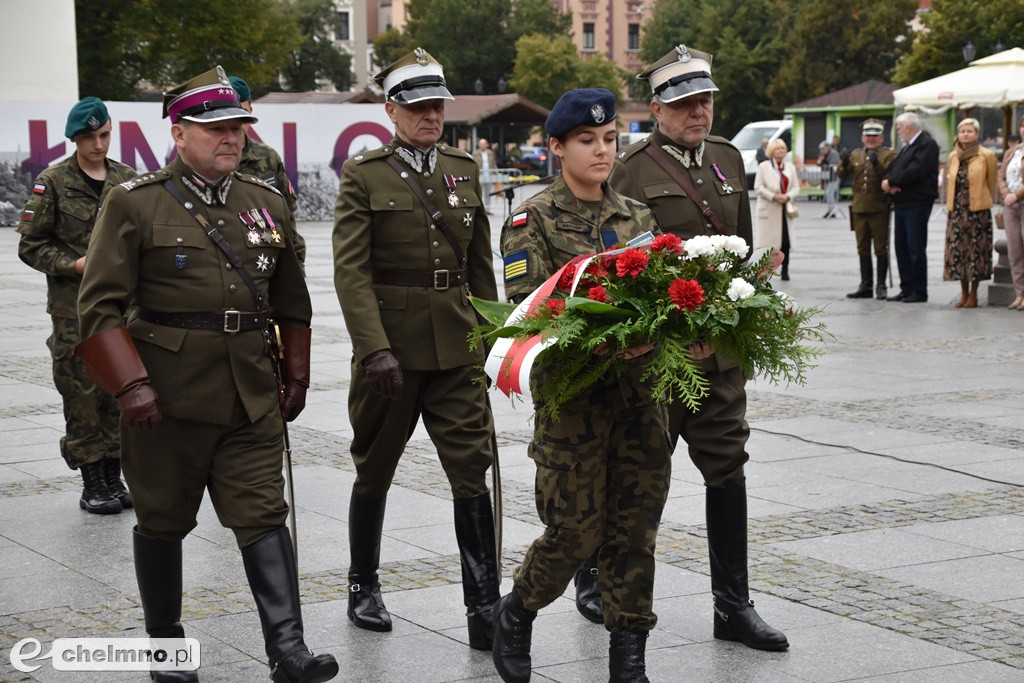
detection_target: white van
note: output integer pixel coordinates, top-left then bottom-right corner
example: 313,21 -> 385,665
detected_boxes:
731,119 -> 792,188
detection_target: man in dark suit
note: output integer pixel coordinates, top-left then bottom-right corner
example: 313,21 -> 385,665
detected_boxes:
882,112 -> 939,303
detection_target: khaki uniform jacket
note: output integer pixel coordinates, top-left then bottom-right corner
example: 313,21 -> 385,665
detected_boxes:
836,147 -> 897,214
77,157 -> 312,426
608,128 -> 752,247
945,146 -> 998,213
17,155 -> 138,318
500,175 -> 659,302
333,137 -> 498,370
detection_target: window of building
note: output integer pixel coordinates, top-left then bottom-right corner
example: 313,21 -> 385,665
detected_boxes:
336,11 -> 350,41
583,22 -> 595,50
628,23 -> 640,50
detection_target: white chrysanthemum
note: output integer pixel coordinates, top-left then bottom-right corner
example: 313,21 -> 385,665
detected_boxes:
683,235 -> 715,259
719,235 -> 749,258
727,278 -> 756,301
717,262 -> 731,271
775,291 -> 792,302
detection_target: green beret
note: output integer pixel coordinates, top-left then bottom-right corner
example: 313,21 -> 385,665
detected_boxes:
65,97 -> 109,139
229,76 -> 251,103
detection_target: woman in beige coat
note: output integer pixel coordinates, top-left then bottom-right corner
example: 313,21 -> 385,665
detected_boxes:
754,139 -> 800,279
943,118 -> 997,308
997,115 -> 1024,309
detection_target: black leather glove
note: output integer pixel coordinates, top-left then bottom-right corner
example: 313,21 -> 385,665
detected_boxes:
866,148 -> 879,165
363,349 -> 403,399
117,382 -> 162,430
281,382 -> 307,422
839,147 -> 851,163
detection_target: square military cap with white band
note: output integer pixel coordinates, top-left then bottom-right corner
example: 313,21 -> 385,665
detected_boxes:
637,44 -> 719,103
374,48 -> 455,104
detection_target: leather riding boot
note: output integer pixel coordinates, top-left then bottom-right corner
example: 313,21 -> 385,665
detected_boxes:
707,487 -> 789,651
347,487 -> 392,632
573,550 -> 603,624
846,253 -> 873,298
875,254 -> 888,300
103,457 -> 133,509
492,589 -> 536,683
79,460 -> 121,514
608,629 -> 650,683
241,528 -> 339,683
133,528 -> 198,682
453,492 -> 501,650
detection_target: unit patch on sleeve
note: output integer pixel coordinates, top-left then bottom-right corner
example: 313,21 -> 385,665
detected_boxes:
503,250 -> 529,282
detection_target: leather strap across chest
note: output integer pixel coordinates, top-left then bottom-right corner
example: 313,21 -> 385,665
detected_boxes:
643,145 -> 727,235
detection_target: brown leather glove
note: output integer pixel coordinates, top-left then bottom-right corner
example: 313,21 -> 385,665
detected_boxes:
363,349 -> 403,399
75,328 -> 161,429
279,326 -> 311,422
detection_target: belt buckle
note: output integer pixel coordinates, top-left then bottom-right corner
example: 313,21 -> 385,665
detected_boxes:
433,269 -> 450,291
223,310 -> 242,334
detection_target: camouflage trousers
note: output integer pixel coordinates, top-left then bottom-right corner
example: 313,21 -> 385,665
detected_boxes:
514,364 -> 671,632
47,316 -> 120,469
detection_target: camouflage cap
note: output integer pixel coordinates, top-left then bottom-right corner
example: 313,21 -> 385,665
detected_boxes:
545,88 -> 616,139
162,66 -> 257,124
65,97 -> 110,139
862,118 -> 885,135
637,45 -> 718,103
228,76 -> 251,104
374,48 -> 454,104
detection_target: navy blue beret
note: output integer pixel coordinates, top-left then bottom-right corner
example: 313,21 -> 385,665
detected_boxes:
65,97 -> 109,139
545,88 -> 617,140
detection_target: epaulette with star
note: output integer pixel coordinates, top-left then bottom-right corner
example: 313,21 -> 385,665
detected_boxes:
437,144 -> 473,160
615,136 -> 652,162
236,172 -> 283,196
120,171 -> 169,191
349,147 -> 393,165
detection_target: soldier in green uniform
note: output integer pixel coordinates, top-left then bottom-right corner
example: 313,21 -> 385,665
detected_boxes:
229,75 -> 306,264
332,49 -> 501,649
491,88 -> 671,683
837,118 -> 897,299
17,97 -> 137,514
74,67 -> 337,683
607,45 -> 789,652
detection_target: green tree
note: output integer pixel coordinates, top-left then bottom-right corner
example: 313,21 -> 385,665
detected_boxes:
372,27 -> 420,72
279,0 -> 355,92
577,56 -> 626,101
770,0 -> 917,108
76,2 -> 145,100
509,0 -> 573,40
510,34 -> 581,109
892,0 -> 1024,85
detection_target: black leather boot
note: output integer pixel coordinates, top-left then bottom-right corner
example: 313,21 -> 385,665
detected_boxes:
241,528 -> 339,683
846,253 -> 873,298
133,528 -> 198,682
608,629 -> 649,683
102,457 -> 133,509
707,487 -> 789,651
79,460 -> 122,514
573,550 -> 603,624
347,487 -> 392,632
875,254 -> 889,300
453,492 -> 501,650
492,589 -> 536,683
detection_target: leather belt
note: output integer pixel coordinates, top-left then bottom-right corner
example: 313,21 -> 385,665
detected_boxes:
371,268 -> 466,291
137,309 -> 268,334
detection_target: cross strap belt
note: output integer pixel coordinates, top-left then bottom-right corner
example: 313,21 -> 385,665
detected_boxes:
370,267 -> 467,290
137,309 -> 269,334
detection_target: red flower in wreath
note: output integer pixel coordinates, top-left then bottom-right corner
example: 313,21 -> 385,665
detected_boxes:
615,248 -> 649,278
668,278 -> 704,311
555,262 -> 578,291
545,298 -> 566,315
588,285 -> 609,302
651,233 -> 683,254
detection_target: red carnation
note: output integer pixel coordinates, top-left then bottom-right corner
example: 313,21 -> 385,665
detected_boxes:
615,248 -> 649,278
555,262 -> 577,291
588,285 -> 609,302
651,233 -> 683,254
586,259 -> 609,278
668,278 -> 704,311
545,298 -> 566,315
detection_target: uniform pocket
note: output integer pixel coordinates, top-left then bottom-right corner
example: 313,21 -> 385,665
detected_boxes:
528,439 -> 581,528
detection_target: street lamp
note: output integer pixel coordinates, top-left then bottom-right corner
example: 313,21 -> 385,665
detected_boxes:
474,77 -> 483,94
497,76 -> 507,93
962,40 -> 976,63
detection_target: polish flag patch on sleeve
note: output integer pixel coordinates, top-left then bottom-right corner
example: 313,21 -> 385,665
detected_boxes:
21,210 -> 34,222
510,211 -> 528,228
33,183 -> 46,194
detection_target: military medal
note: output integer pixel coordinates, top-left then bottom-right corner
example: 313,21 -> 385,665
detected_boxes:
712,163 -> 734,194
239,211 -> 262,245
250,209 -> 266,230
444,174 -> 460,208
463,211 -> 473,227
256,253 -> 270,272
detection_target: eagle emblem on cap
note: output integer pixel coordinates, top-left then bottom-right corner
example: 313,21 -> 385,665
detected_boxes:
415,47 -> 429,65
591,104 -> 606,124
215,65 -> 230,85
675,45 -> 691,62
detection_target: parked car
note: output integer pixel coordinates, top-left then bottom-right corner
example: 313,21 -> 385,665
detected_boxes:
518,145 -> 549,170
731,119 -> 793,189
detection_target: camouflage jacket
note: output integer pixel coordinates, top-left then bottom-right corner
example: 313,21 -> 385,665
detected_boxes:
17,154 -> 137,318
238,135 -> 305,262
500,175 -> 659,302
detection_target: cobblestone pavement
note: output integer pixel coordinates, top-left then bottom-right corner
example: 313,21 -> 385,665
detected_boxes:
2,201 -> 1024,681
